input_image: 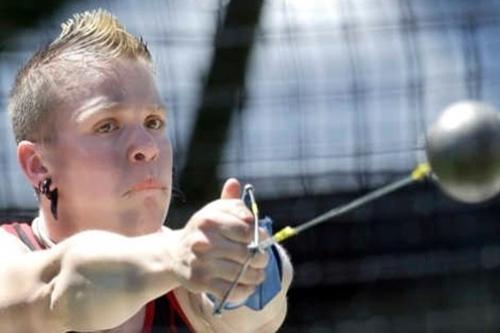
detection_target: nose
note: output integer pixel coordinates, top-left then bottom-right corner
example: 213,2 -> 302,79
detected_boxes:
127,127 -> 160,163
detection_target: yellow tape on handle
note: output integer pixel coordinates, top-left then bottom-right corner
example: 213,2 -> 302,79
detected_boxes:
273,226 -> 298,243
411,163 -> 431,181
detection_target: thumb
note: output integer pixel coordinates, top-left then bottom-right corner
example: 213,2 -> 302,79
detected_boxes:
220,178 -> 241,199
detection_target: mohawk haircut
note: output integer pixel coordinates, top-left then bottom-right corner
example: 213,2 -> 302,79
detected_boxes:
54,9 -> 151,59
8,9 -> 152,144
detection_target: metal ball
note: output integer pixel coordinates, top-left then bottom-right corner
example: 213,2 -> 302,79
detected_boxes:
425,100 -> 500,203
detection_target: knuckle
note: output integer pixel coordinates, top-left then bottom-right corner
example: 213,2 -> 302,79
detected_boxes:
239,208 -> 254,222
231,227 -> 249,244
191,239 -> 207,251
242,224 -> 254,239
229,200 -> 253,220
241,231 -> 252,244
190,235 -> 212,254
198,217 -> 217,232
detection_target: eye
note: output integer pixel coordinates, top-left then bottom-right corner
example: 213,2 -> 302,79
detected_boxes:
94,120 -> 119,134
145,116 -> 165,130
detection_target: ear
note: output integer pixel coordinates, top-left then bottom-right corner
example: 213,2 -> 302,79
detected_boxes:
17,141 -> 49,188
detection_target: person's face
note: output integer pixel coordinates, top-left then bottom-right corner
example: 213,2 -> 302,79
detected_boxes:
43,59 -> 172,237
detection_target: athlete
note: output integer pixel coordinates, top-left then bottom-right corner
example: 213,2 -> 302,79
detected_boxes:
0,9 -> 292,333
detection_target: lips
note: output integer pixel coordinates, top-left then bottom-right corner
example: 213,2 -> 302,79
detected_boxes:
127,179 -> 167,194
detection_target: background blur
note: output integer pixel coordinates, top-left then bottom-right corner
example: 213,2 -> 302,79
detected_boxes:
2,0 -> 500,331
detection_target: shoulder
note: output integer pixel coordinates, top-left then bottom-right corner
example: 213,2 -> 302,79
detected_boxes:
0,223 -> 33,257
0,223 -> 66,333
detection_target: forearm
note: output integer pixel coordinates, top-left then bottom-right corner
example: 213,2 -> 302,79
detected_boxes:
0,247 -> 68,333
50,229 -> 180,331
0,229 -> 180,332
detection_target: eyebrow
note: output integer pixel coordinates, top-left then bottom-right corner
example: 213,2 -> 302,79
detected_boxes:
74,98 -> 167,122
149,105 -> 168,115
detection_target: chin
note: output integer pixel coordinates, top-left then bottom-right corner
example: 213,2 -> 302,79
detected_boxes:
115,192 -> 170,234
118,208 -> 168,237
136,190 -> 170,209
122,218 -> 163,237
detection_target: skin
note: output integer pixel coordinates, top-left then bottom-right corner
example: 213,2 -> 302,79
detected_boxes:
0,58 -> 292,333
37,59 -> 172,239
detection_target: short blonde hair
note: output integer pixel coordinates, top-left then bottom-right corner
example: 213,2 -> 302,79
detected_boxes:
9,9 -> 152,144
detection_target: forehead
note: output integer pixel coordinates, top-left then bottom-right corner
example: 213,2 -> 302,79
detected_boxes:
56,58 -> 163,119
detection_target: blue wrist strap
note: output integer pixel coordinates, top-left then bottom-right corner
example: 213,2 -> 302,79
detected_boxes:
209,216 -> 283,311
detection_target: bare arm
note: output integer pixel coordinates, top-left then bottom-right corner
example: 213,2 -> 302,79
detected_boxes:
0,200 -> 273,333
0,228 -> 181,332
0,230 -> 67,333
0,180 -> 292,333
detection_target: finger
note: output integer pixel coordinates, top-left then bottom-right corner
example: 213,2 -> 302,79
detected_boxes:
205,234 -> 269,268
212,259 -> 266,285
203,233 -> 251,264
208,279 -> 256,304
220,178 -> 241,199
211,211 -> 253,243
216,199 -> 254,223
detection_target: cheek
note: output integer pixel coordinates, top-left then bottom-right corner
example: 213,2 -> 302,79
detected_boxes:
55,141 -> 125,196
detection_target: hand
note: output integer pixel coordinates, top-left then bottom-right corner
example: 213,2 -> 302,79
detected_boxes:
173,178 -> 269,304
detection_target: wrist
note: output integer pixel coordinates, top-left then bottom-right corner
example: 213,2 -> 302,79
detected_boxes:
146,230 -> 183,291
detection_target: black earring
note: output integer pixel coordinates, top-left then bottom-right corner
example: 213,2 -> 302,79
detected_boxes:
39,178 -> 58,220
